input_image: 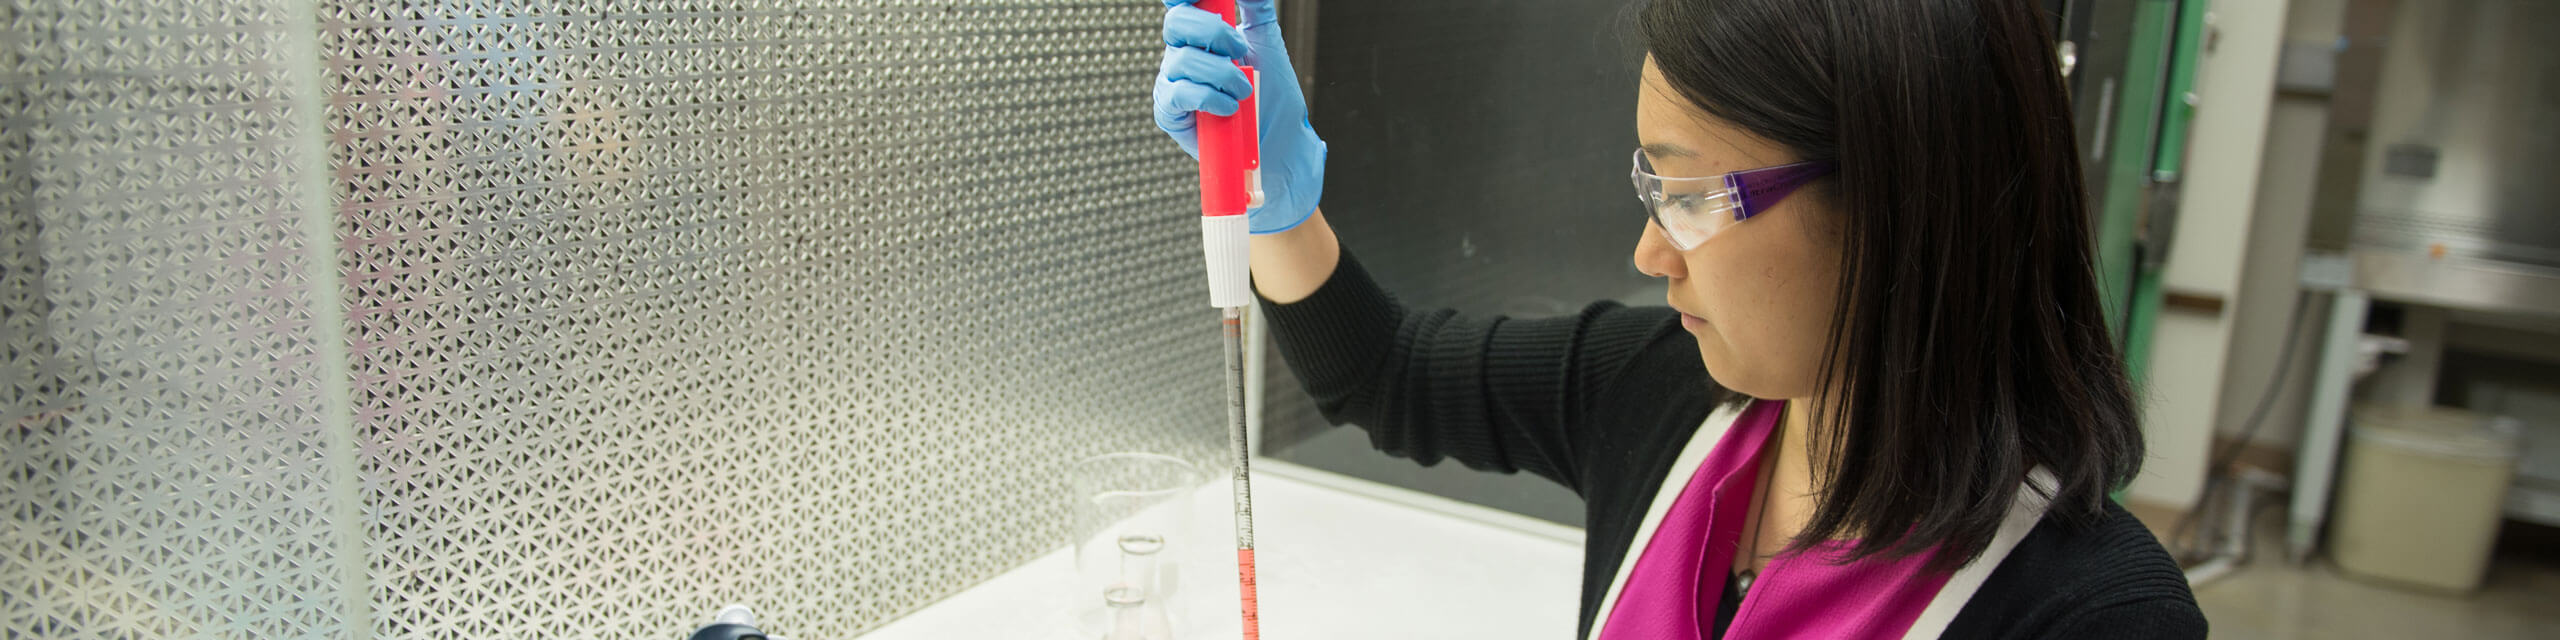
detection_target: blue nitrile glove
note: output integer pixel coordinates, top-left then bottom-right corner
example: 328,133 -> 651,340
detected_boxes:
1152,0 -> 1327,235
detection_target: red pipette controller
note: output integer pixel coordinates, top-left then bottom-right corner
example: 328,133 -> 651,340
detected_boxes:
1195,0 -> 1261,310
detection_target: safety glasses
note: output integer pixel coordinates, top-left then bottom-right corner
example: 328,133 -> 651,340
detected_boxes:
1630,149 -> 1835,250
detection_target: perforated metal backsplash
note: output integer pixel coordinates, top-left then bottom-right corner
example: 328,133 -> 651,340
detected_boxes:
5,1 -> 1221,636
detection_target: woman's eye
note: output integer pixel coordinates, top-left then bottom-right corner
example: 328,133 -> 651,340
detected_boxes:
1665,194 -> 1711,215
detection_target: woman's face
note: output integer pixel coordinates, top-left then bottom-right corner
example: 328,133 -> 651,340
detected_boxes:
1632,57 -> 1844,400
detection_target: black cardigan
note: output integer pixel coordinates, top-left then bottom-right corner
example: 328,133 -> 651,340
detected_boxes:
1259,252 -> 2206,639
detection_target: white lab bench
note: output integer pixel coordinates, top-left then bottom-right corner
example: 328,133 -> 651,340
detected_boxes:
857,460 -> 1585,639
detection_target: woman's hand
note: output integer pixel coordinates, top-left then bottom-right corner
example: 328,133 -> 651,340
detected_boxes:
1152,0 -> 1327,235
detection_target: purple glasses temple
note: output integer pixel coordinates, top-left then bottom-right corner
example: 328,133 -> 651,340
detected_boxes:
1631,149 -> 1836,249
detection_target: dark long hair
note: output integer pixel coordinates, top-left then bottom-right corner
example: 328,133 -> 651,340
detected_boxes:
1641,0 -> 2143,572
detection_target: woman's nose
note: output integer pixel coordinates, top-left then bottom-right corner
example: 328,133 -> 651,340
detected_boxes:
1632,219 -> 1687,279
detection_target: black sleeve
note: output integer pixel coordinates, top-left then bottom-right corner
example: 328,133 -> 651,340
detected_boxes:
1257,250 -> 1712,496
1945,501 -> 2208,639
2039,599 -> 2208,640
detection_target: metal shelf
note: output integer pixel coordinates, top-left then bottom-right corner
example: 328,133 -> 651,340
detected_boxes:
2344,247 -> 2560,320
2507,477 -> 2560,527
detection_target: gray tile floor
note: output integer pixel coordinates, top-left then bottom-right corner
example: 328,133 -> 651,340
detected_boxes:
2192,518 -> 2560,639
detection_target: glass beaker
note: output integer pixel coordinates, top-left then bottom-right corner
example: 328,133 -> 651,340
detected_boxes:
1069,452 -> 1206,638
1102,581 -> 1174,640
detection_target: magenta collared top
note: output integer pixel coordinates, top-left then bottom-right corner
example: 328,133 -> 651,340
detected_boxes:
1596,399 -> 1954,639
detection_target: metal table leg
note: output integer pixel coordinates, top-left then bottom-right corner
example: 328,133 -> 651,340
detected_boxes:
2289,288 -> 2368,563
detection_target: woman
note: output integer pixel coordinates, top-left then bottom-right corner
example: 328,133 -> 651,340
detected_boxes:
1153,0 -> 2206,637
